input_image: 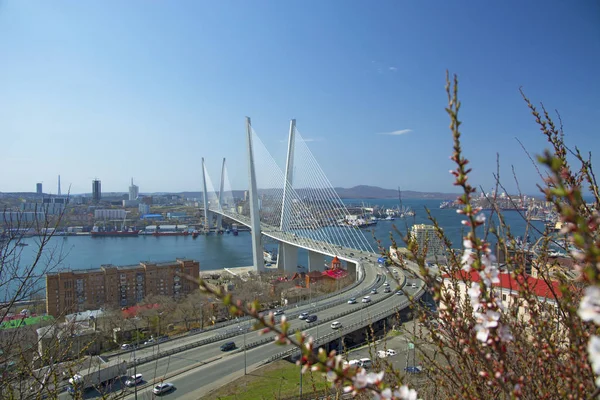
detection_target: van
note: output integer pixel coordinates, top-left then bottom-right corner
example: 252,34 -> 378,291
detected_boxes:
220,341 -> 236,351
359,358 -> 372,368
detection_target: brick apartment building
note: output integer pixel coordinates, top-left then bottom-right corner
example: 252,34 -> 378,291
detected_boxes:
46,259 -> 200,317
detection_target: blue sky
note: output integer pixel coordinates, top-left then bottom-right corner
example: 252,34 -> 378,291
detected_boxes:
1,1 -> 598,195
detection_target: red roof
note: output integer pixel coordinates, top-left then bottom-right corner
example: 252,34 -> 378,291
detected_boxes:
443,270 -> 563,300
122,303 -> 160,318
322,268 -> 348,280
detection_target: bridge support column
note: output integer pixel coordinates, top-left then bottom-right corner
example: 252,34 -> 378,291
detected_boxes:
308,251 -> 323,272
216,158 -> 226,231
201,157 -> 211,232
277,242 -> 298,274
279,119 -> 296,232
345,260 -> 360,281
246,117 -> 265,272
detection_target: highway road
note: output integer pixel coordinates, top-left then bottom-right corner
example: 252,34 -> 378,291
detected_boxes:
120,278 -> 425,400
57,271 -> 425,400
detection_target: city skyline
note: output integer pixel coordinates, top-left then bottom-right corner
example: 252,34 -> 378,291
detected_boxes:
1,1 -> 598,194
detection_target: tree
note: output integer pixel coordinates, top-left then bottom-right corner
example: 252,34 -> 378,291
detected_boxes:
0,202 -> 74,399
175,290 -> 209,330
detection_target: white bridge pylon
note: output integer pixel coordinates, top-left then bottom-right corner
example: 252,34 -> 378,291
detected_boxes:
203,118 -> 374,276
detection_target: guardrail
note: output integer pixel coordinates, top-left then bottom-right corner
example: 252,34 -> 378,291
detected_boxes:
123,276 -> 391,368
265,286 -> 426,364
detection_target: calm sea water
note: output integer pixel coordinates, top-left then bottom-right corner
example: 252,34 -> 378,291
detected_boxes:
9,198 -> 544,298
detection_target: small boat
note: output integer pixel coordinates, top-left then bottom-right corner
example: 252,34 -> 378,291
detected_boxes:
192,231 -> 199,238
17,243 -> 29,247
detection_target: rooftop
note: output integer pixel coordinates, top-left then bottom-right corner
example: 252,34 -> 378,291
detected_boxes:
443,270 -> 564,300
47,258 -> 197,275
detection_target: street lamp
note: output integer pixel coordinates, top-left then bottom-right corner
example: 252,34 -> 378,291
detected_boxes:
243,320 -> 248,375
132,319 -> 139,400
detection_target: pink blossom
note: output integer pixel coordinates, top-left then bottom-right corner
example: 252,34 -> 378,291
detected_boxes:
394,385 -> 418,400
344,369 -> 369,394
467,282 -> 481,311
475,324 -> 490,342
474,310 -> 501,343
461,249 -> 475,272
481,262 -> 500,287
579,286 -> 600,325
588,335 -> 600,387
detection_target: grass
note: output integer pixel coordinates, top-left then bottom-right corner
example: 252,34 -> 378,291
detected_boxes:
210,360 -> 334,400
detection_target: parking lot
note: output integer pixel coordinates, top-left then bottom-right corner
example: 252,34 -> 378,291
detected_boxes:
340,320 -> 436,380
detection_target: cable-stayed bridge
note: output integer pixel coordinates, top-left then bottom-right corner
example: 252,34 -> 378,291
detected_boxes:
50,118 -> 428,400
201,118 -> 376,279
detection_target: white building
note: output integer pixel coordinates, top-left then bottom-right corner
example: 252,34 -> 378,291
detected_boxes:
122,199 -> 140,207
129,178 -> 139,201
410,224 -> 446,260
94,209 -> 127,220
139,203 -> 150,215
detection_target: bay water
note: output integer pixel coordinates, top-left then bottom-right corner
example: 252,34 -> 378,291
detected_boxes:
7,198 -> 544,299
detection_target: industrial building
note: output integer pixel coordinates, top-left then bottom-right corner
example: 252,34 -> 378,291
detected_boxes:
94,209 -> 127,220
45,259 -> 200,317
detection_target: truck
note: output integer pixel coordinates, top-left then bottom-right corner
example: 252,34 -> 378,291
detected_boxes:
67,360 -> 127,396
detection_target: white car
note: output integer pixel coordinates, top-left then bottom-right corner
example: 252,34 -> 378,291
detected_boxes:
153,383 -> 174,395
125,374 -> 143,387
347,298 -> 357,304
331,321 -> 342,329
386,349 -> 397,357
377,350 -> 388,359
120,343 -> 131,350
298,312 -> 309,320
344,359 -> 360,367
362,296 -> 371,303
411,283 -> 417,288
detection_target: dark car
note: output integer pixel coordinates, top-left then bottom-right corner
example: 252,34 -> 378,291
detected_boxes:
305,315 -> 318,323
220,341 -> 236,351
405,366 -> 423,374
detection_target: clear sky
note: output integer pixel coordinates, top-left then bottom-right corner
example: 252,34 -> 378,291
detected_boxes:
1,1 -> 598,195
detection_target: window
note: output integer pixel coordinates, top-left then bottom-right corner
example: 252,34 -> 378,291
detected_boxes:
502,294 -> 507,301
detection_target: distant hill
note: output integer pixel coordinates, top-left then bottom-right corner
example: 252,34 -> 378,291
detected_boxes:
333,185 -> 459,200
179,186 -> 458,200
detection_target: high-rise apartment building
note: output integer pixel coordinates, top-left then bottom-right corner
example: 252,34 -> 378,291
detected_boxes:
128,178 -> 139,201
92,179 -> 101,202
36,183 -> 43,195
410,224 -> 446,260
45,259 -> 200,317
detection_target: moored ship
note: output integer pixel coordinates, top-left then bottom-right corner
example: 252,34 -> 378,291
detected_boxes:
152,230 -> 190,237
90,228 -> 139,237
